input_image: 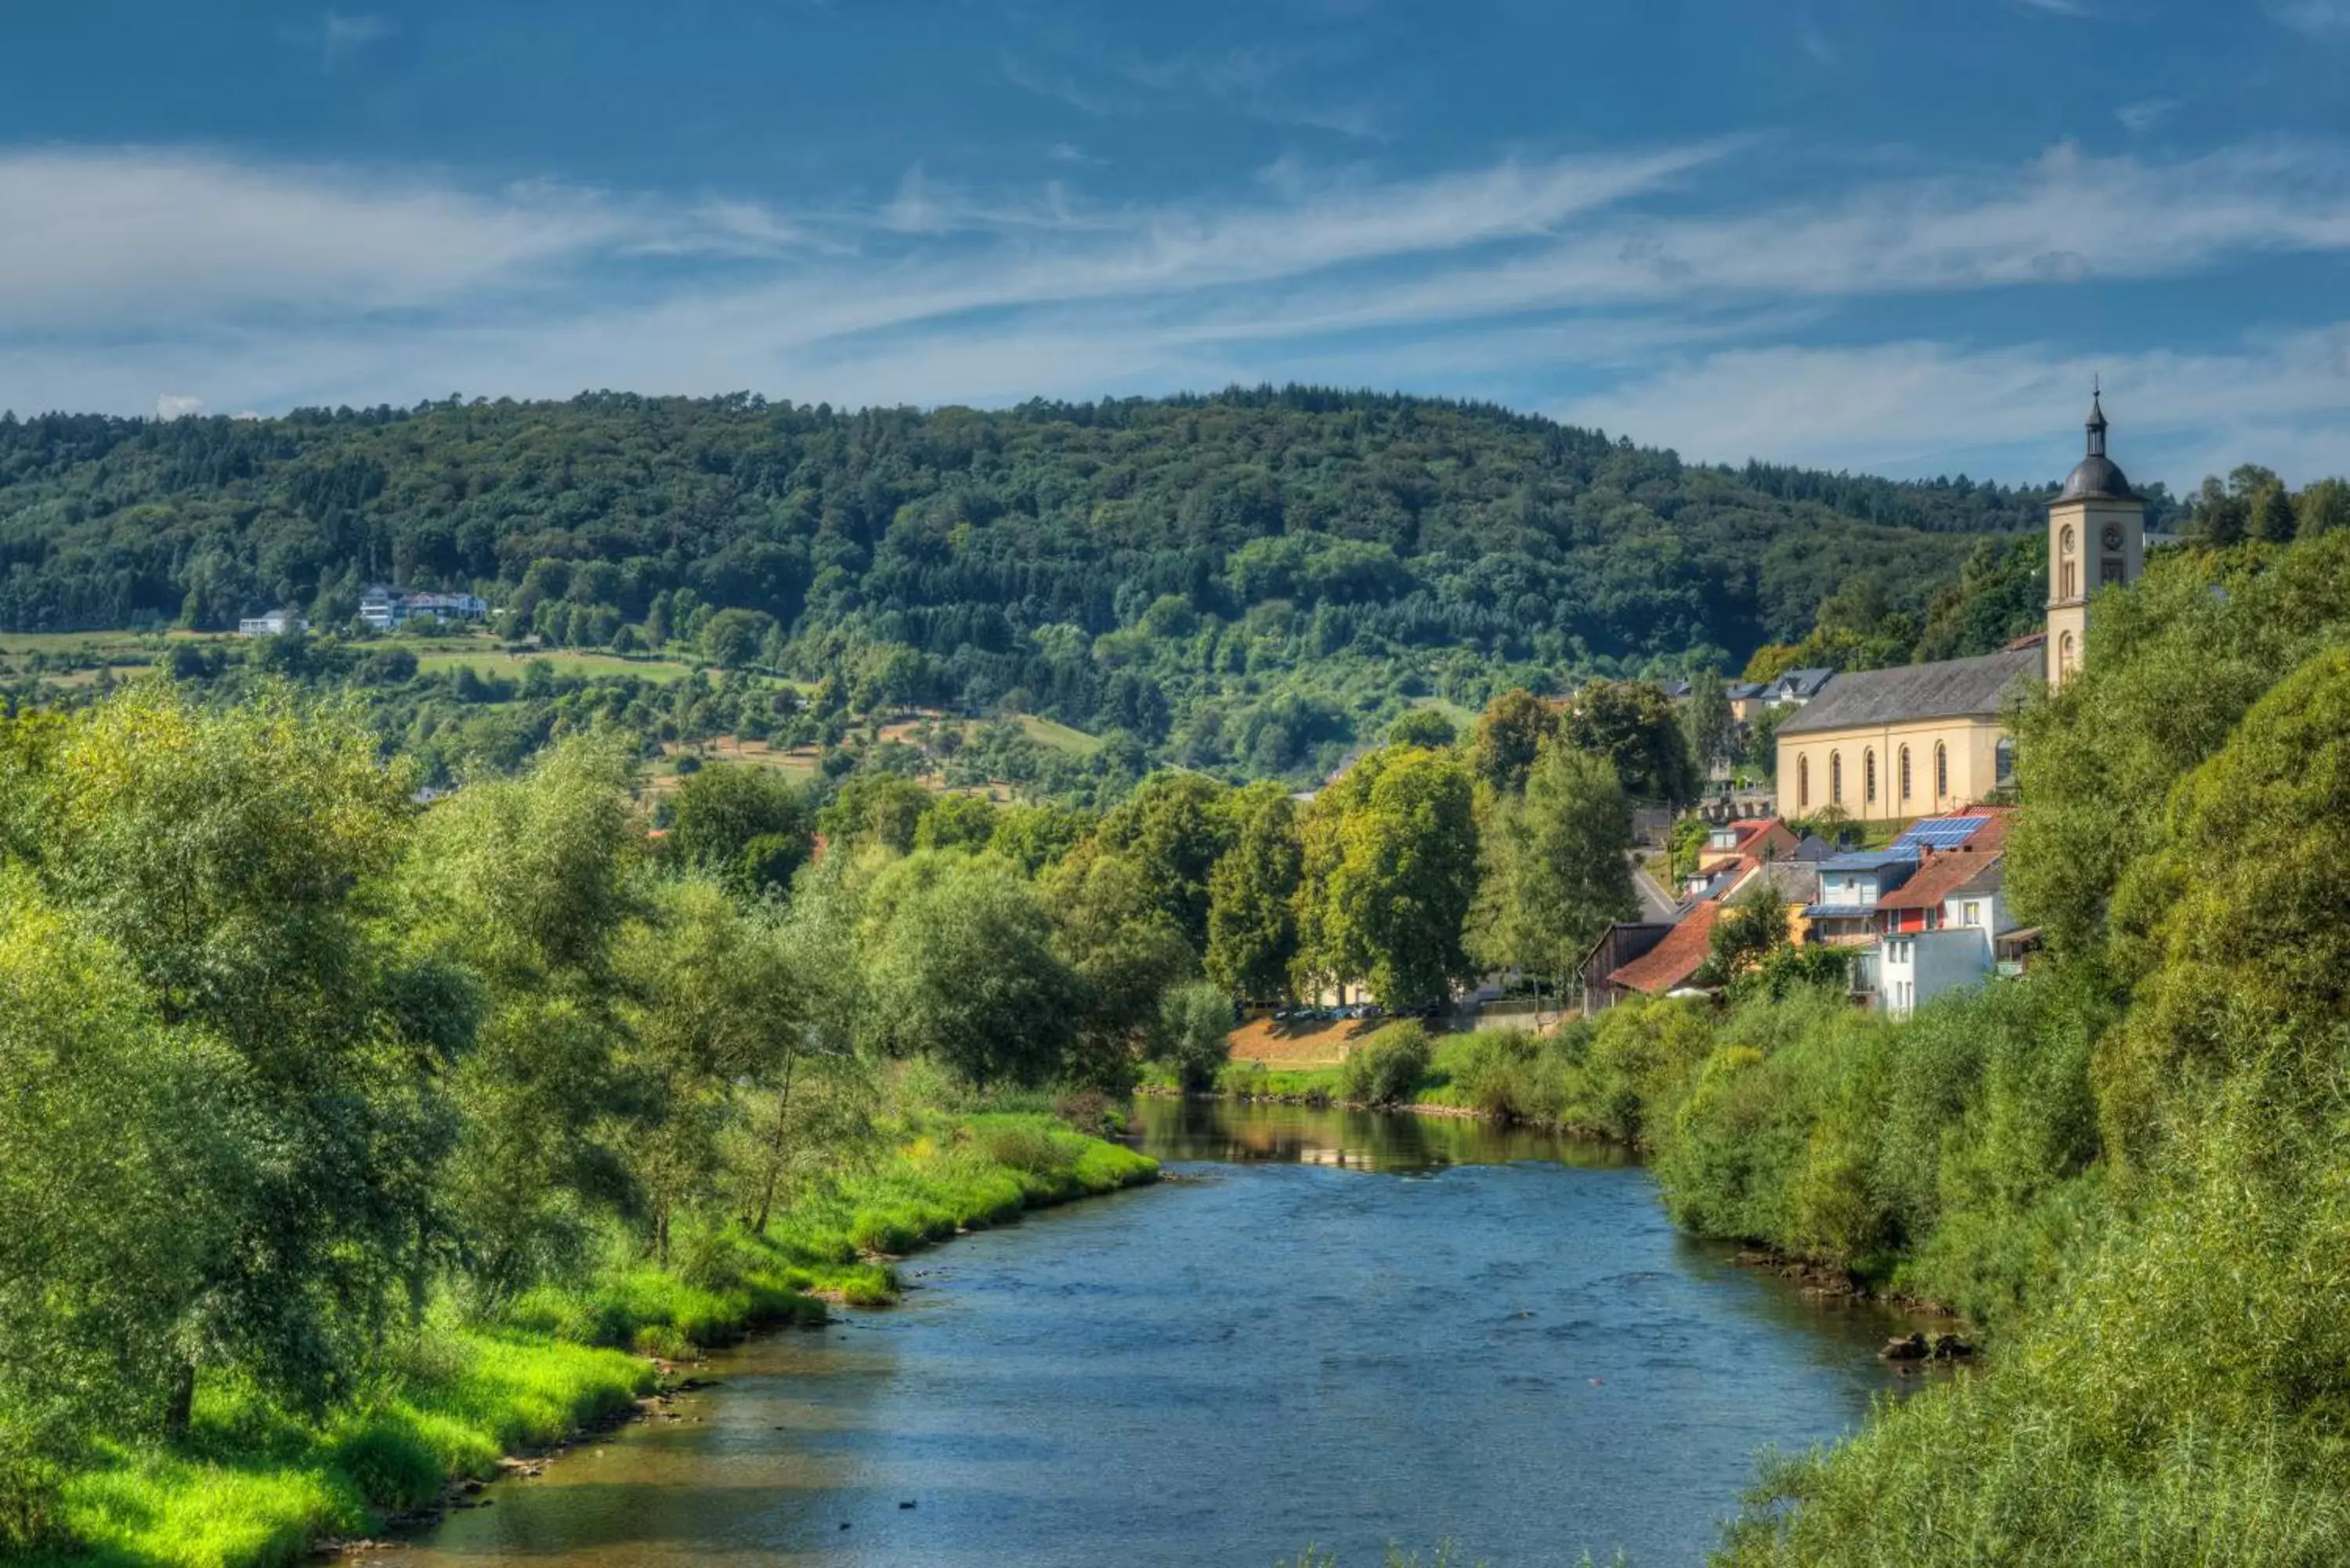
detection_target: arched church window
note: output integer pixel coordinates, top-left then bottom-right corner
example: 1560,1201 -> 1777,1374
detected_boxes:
1830,751 -> 1843,805
1995,736 -> 2016,787
1864,749 -> 1877,805
2059,630 -> 2077,674
2060,524 -> 2074,557
1899,746 -> 1912,800
2060,558 -> 2077,599
1797,755 -> 1810,811
1934,742 -> 1949,800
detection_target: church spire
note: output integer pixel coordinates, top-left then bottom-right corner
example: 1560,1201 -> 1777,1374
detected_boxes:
2085,376 -> 2107,459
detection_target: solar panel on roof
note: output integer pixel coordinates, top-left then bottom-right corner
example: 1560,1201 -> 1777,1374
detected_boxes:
1891,818 -> 1987,851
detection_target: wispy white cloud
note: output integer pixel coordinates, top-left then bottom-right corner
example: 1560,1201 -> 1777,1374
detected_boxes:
2270,0 -> 2350,37
154,393 -> 206,420
324,12 -> 393,58
2117,97 -> 2180,132
8,139 -> 2350,486
1556,331 -> 2350,485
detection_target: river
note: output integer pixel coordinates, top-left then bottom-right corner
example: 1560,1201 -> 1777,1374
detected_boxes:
394,1099 -> 1922,1567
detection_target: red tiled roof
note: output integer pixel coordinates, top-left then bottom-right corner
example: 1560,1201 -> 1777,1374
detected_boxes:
1878,845 -> 2005,910
1608,901 -> 1723,995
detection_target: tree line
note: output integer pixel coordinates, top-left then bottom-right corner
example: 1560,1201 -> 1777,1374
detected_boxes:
0,388 -> 2047,784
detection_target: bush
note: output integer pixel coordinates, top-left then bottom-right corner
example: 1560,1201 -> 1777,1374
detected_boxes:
978,1122 -> 1063,1176
1338,1022 -> 1434,1107
1156,981 -> 1235,1092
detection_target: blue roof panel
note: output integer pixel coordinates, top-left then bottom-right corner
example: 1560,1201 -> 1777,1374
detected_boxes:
1891,818 -> 1990,852
1818,851 -> 1920,873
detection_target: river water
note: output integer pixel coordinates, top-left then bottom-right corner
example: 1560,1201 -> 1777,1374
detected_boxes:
395,1100 -> 1918,1567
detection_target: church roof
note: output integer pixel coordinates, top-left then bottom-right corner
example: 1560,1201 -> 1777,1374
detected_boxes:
2058,386 -> 2136,502
2059,453 -> 2135,502
1776,647 -> 2041,735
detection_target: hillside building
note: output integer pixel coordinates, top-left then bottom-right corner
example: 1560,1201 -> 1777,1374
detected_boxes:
1774,392 -> 2146,821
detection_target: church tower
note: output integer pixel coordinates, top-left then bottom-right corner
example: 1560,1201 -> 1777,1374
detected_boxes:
2046,385 -> 2143,688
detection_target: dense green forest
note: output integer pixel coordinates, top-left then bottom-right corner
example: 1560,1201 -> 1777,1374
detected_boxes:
0,388 -> 2110,784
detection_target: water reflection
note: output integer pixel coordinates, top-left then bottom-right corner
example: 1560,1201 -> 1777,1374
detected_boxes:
1130,1093 -> 1632,1173
399,1099 -> 1914,1568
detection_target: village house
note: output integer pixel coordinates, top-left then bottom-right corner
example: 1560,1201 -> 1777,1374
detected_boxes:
1587,901 -> 1723,1011
1804,850 -> 1918,946
1760,667 -> 1835,706
1698,817 -> 1799,877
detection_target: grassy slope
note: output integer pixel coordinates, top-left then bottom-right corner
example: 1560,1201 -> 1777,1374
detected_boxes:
46,1112 -> 1155,1568
1013,714 -> 1104,757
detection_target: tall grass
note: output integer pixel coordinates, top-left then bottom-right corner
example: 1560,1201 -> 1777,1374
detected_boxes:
1719,1084 -> 2350,1566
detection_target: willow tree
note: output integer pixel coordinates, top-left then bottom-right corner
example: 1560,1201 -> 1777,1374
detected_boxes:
14,686 -> 427,1431
400,732 -> 643,1305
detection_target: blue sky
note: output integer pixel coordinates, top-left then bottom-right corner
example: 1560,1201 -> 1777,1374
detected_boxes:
5,1 -> 2350,487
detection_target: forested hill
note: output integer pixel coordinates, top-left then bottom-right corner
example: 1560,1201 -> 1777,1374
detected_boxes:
0,387 -> 2066,760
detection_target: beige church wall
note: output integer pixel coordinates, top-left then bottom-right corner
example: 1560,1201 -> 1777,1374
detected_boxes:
2047,496 -> 2141,688
1777,716 -> 2010,824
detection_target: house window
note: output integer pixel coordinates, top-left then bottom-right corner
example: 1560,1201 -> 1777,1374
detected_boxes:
1797,754 -> 1810,811
1899,746 -> 1912,800
1864,749 -> 1877,805
1830,751 -> 1843,805
1963,901 -> 1981,927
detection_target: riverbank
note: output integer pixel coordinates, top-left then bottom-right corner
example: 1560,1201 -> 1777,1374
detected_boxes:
39,1111 -> 1156,1568
392,1097 -> 1922,1568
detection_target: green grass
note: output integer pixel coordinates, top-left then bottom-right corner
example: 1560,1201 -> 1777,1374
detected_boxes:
47,1333 -> 651,1568
1211,1062 -> 1347,1101
0,632 -> 185,656
36,1110 -> 1153,1568
1011,714 -> 1104,756
409,648 -> 701,684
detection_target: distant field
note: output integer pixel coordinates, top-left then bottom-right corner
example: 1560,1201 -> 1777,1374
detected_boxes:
0,630 -> 184,657
411,647 -> 699,684
649,737 -> 826,792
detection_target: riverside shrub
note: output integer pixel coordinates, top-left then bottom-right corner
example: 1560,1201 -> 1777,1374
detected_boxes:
1338,1022 -> 1433,1107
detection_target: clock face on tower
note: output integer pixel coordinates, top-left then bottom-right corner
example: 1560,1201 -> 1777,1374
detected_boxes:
2101,523 -> 2124,551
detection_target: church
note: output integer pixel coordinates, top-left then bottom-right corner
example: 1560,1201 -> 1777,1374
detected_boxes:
1774,392 -> 2143,823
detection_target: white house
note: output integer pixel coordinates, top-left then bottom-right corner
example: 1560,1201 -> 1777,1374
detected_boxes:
1873,859 -> 2021,1018
362,585 -> 489,630
1878,928 -> 1994,1020
1942,859 -> 2008,939
237,610 -> 308,637
360,585 -> 400,630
